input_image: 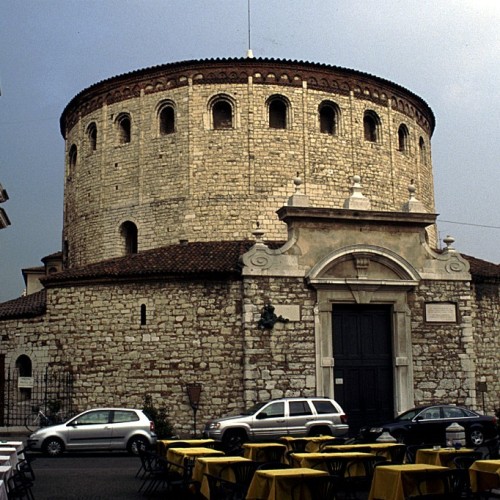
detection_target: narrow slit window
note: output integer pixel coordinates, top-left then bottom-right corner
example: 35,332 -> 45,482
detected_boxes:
68,144 -> 77,172
419,137 -> 427,165
87,123 -> 97,151
140,304 -> 147,325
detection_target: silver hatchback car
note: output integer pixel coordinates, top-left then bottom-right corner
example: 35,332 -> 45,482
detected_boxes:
27,408 -> 157,457
203,397 -> 348,448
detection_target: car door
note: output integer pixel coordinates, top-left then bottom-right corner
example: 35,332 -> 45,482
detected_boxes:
413,406 -> 443,443
287,400 -> 315,437
251,401 -> 286,439
65,409 -> 112,450
109,410 -> 141,450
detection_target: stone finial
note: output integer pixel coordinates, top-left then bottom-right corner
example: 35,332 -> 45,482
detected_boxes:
443,235 -> 456,253
343,175 -> 371,210
402,180 -> 426,213
252,221 -> 267,247
286,172 -> 310,207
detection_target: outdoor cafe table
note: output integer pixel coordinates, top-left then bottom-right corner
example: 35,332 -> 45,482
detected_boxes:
157,438 -> 215,455
0,448 -> 18,468
246,467 -> 328,500
415,447 -> 477,467
193,455 -> 251,499
0,480 -> 7,500
321,442 -> 403,460
166,447 -> 224,472
243,443 -> 287,462
0,466 -> 11,484
290,451 -> 375,475
469,460 -> 500,493
368,464 -> 449,500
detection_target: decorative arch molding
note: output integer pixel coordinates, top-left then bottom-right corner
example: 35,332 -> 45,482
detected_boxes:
307,244 -> 421,285
308,244 -> 418,418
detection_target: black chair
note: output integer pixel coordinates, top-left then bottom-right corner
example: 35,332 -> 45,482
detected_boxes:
138,450 -> 163,493
6,471 -> 34,500
16,458 -> 36,483
406,468 -> 463,500
383,444 -> 407,464
220,460 -> 260,500
483,438 -> 499,459
312,455 -> 349,479
293,474 -> 342,500
318,438 -> 345,451
255,445 -> 285,464
345,455 -> 386,499
406,444 -> 435,464
204,473 -> 236,500
256,462 -> 292,470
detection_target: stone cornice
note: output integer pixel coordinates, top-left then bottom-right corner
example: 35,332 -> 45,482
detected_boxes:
60,57 -> 435,137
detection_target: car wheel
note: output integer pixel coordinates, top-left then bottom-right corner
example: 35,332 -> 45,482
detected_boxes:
127,436 -> 149,455
43,437 -> 64,457
222,429 -> 247,450
469,428 -> 485,446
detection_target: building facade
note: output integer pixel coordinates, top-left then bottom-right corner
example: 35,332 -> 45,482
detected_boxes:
0,58 -> 498,436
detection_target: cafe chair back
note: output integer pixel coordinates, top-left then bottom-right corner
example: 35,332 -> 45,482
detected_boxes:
255,445 -> 285,464
293,475 -> 341,500
204,473 -> 235,500
6,471 -> 35,500
384,444 -> 407,464
405,444 -> 435,464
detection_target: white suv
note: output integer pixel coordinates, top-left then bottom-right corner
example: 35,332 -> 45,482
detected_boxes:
203,397 -> 348,448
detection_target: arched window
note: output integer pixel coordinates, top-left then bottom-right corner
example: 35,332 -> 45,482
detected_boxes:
68,144 -> 77,173
419,137 -> 428,165
212,99 -> 233,129
140,304 -> 147,326
16,355 -> 32,400
398,124 -> 409,152
363,111 -> 380,142
319,101 -> 340,135
268,96 -> 289,129
116,114 -> 131,144
87,123 -> 97,151
159,105 -> 175,135
120,221 -> 138,255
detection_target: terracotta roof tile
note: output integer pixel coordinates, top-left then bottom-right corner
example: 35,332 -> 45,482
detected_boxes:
0,290 -> 46,320
463,254 -> 500,282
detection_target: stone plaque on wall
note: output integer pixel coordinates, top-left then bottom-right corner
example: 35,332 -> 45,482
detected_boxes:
425,302 -> 457,323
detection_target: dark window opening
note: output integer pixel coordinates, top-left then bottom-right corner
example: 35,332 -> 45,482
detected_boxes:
363,112 -> 379,142
140,304 -> 147,326
319,103 -> 338,135
419,137 -> 427,165
16,355 -> 32,401
121,221 -> 138,255
117,115 -> 131,144
269,98 -> 288,129
212,100 -> 233,129
87,123 -> 97,151
68,144 -> 77,171
398,124 -> 409,152
159,106 -> 175,135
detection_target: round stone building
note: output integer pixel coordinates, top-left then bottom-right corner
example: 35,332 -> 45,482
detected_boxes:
60,57 -> 436,267
1,57 -> 498,438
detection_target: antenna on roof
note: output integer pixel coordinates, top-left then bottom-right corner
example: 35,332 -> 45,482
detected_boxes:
246,0 -> 254,58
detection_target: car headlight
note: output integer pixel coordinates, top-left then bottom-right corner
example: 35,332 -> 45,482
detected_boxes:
208,422 -> 221,430
370,427 -> 384,433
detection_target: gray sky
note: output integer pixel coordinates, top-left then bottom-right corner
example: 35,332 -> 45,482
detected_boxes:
1,0 -> 499,302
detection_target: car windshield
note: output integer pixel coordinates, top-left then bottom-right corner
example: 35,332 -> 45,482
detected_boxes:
242,402 -> 268,416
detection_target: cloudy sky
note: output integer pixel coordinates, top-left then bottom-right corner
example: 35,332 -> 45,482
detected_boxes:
0,0 -> 499,302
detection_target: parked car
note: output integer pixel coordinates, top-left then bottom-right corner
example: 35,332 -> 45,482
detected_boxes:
358,404 -> 498,446
203,397 -> 348,448
27,408 -> 157,457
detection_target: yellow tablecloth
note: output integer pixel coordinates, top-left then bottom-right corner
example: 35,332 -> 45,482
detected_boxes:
246,467 -> 328,500
290,451 -> 374,476
167,447 -> 224,472
243,443 -> 287,462
157,438 -> 215,455
416,447 -> 476,467
368,464 -> 448,500
278,435 -> 344,453
469,460 -> 500,492
193,456 -> 251,499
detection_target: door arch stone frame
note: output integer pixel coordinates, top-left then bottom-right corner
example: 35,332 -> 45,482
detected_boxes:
307,245 -> 421,417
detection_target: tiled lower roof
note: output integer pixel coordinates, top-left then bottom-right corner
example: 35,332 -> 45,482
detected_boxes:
0,289 -> 46,320
463,254 -> 500,282
41,240 -> 262,286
